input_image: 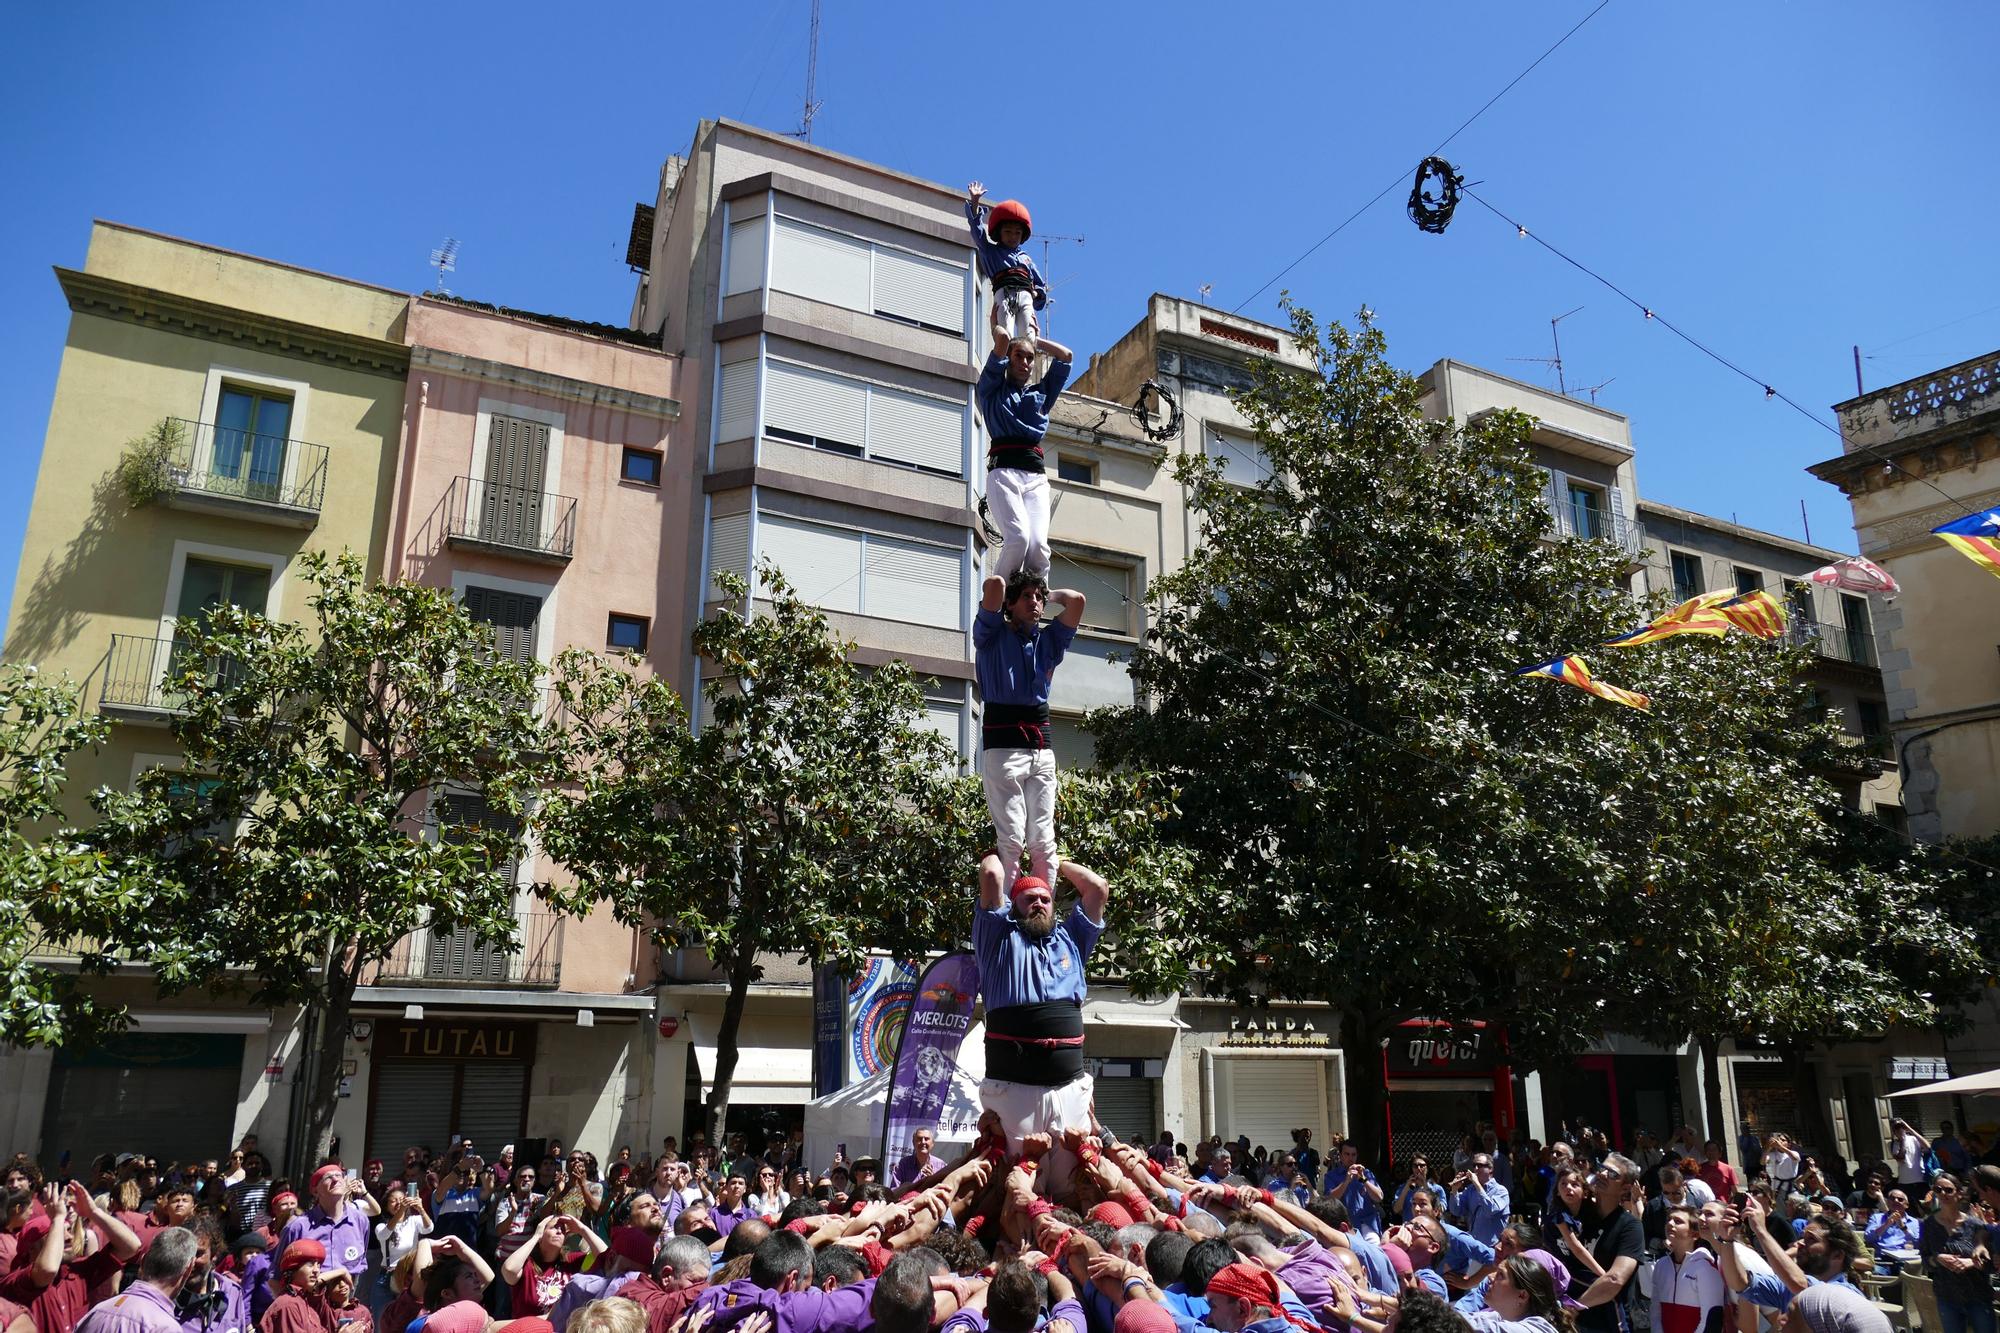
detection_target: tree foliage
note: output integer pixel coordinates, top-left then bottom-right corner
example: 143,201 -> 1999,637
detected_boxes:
89,551 -> 547,1169
1089,303 -> 1980,1153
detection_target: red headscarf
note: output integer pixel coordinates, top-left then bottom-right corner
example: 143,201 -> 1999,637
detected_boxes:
1204,1263 -> 1314,1332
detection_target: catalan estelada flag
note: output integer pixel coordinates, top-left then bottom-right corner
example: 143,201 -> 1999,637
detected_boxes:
1515,655 -> 1651,712
1933,509 -> 2000,581
1714,588 -> 1787,639
1603,592 -> 1733,648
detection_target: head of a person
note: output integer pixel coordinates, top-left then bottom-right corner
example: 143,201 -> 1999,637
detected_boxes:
270,1190 -> 300,1226
1553,1165 -> 1586,1212
1005,338 -> 1036,385
309,1163 -> 347,1212
1408,1154 -> 1430,1178
748,1231 -> 814,1292
139,1226 -> 200,1296
851,1158 -> 880,1186
1,1160 -> 36,1196
871,1249 -> 947,1333
912,1128 -> 936,1159
566,1300 -> 643,1333
1277,1155 -> 1299,1182
1147,1229 -> 1193,1286
724,1219 -> 771,1262
985,1263 -> 1041,1333
279,1239 -> 325,1292
655,1234 -> 712,1290
1209,1148 -> 1234,1177
1590,1154 -> 1637,1207
1704,1140 -> 1725,1162
1181,1238 -> 1239,1297
1664,1204 -> 1701,1252
323,1267 -> 357,1308
1798,1215 -> 1861,1280
1659,1165 -> 1684,1195
1397,1217 -> 1447,1266
720,1171 -> 749,1206
1405,1189 -> 1437,1219
1010,873 -> 1056,939
1203,1262 -> 1284,1333
755,1165 -> 781,1198
813,1243 -> 869,1290
427,1255 -> 488,1308
1002,569 -> 1049,631
425,1301 -> 493,1333
568,1150 -> 591,1180
1497,1220 -> 1539,1259
1472,1151 -> 1496,1180
1930,1172 -> 1966,1212
1305,1197 -> 1351,1236
1488,1254 -> 1565,1326
1340,1143 -> 1360,1168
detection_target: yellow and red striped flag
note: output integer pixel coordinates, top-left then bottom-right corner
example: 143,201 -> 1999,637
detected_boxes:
1714,589 -> 1787,639
1514,654 -> 1651,712
1603,592 -> 1732,648
1934,510 -> 2000,581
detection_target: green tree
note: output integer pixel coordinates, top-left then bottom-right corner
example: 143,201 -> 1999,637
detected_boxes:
538,567 -> 982,1142
0,665 -> 153,1047
91,551 -> 547,1170
1090,303 -> 1978,1157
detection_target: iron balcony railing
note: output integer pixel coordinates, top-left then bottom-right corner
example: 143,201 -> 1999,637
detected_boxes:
1792,619 -> 1879,669
101,634 -> 247,713
378,906 -> 563,988
1548,500 -> 1642,555
442,476 -> 577,561
162,418 -> 329,516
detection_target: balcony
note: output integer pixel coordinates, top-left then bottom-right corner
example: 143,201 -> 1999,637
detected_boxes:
1549,501 -> 1642,556
442,476 -> 577,563
156,419 -> 327,527
99,634 -> 248,719
378,907 -> 563,988
1792,620 -> 1879,669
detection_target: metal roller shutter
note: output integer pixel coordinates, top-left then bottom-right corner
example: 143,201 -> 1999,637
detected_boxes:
458,1064 -> 528,1149
725,217 -> 767,296
708,512 -> 751,600
1215,1055 -> 1333,1151
369,1064 -> 455,1163
921,699 -> 964,757
766,362 -> 868,452
865,535 -> 962,629
874,248 -> 965,334
869,385 -> 964,475
771,218 -> 870,311
1093,1077 -> 1158,1144
757,516 -> 864,614
717,362 -> 758,444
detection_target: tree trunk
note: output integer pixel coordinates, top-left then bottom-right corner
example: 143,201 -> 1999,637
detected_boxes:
706,946 -> 759,1146
1341,1010 -> 1390,1171
297,970 -> 358,1176
1698,1033 -> 1726,1151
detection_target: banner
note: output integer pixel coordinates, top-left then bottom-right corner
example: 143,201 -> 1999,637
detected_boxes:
845,957 -> 920,1084
879,951 -> 981,1169
812,965 -> 845,1097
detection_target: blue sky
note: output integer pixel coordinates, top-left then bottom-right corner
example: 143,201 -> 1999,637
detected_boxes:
3,1 -> 1995,632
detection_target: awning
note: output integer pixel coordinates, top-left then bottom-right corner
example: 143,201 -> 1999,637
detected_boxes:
689,1011 -> 814,1106
1083,995 -> 1188,1030
1888,1069 -> 2000,1098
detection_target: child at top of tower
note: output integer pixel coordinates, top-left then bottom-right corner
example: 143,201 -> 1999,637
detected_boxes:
966,181 -> 1048,342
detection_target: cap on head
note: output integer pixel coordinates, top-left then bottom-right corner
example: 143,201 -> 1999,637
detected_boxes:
310,1164 -> 346,1192
1010,875 -> 1050,901
280,1239 -> 326,1273
986,199 -> 1033,243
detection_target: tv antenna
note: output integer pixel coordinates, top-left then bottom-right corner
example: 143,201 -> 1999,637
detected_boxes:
1575,376 -> 1616,404
1506,305 -> 1586,396
795,0 -> 823,142
429,238 -> 459,295
1036,231 -> 1084,335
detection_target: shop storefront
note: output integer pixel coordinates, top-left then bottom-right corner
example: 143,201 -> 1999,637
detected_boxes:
42,1028 -> 253,1167
366,1017 -> 536,1161
1178,1001 -> 1345,1154
1385,1019 -> 1512,1173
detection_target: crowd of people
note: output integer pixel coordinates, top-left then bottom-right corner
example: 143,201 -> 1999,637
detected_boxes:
6,1114 -> 1996,1333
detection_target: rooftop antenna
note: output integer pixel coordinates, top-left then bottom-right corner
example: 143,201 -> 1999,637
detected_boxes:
1198,283 -> 1214,302
1036,231 -> 1084,335
429,237 -> 459,295
1506,305 -> 1586,395
795,0 -> 822,142
1576,376 -> 1616,404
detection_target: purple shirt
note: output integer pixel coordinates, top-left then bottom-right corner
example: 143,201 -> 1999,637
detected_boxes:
943,1299 -> 1085,1333
282,1204 -> 373,1273
709,1202 -> 752,1237
891,1154 -> 946,1191
692,1276 -> 878,1333
1279,1237 -> 1358,1325
177,1273 -> 250,1333
78,1282 -> 183,1333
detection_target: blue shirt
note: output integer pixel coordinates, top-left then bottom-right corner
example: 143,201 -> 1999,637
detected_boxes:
1442,1222 -> 1498,1277
965,201 -> 1047,300
1455,1178 -> 1512,1246
1865,1212 -> 1922,1251
1338,1168 -> 1384,1236
973,902 -> 1102,1009
1350,1234 -> 1399,1295
1163,1285 -> 1210,1332
1411,1267 -> 1450,1300
1738,1272 -> 1853,1312
977,354 -> 1071,446
973,609 -> 1075,711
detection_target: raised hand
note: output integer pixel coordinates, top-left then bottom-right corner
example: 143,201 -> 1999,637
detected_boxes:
967,181 -> 986,203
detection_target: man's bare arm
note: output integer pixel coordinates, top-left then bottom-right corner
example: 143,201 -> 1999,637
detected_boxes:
979,851 -> 1006,913
1059,859 -> 1109,923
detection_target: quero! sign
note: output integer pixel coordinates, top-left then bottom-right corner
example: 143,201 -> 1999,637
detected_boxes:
1387,1019 -> 1496,1073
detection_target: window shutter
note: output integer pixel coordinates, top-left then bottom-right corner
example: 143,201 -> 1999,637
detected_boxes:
717,361 -> 758,443
757,515 -> 863,614
464,586 -> 542,664
1208,432 -> 1269,486
868,385 -> 964,474
1091,1077 -> 1157,1143
765,362 -> 868,450
1218,1058 -> 1331,1151
725,216 -> 767,296
708,511 -> 751,600
770,218 -> 871,311
874,248 -> 965,333
864,534 -> 962,629
367,1064 -> 455,1164
1543,467 -> 1570,536
456,1064 -> 528,1146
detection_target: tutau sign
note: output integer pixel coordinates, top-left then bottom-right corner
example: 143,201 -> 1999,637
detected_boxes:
376,1018 -> 535,1062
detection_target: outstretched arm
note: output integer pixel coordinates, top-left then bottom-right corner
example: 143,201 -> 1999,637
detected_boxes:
1036,336 -> 1073,363
1053,589 -> 1086,629
1058,859 -> 1108,923
979,851 -> 1006,913
982,576 -> 1006,614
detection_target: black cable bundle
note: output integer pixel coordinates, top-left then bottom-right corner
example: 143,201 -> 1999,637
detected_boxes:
1407,156 -> 1464,233
1131,379 -> 1183,442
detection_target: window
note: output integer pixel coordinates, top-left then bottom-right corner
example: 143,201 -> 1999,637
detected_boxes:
1841,594 -> 1876,666
464,585 -> 543,664
1734,567 -> 1763,595
1669,551 -> 1704,601
620,448 -> 662,486
765,215 -> 967,336
708,511 -> 751,600
1855,697 -> 1890,756
1056,455 -> 1097,485
1785,579 -> 1817,633
1206,431 -> 1270,487
755,513 -> 964,630
760,360 -> 964,476
212,386 -> 294,496
607,613 -> 650,652
1057,557 -> 1137,637
1566,483 -> 1605,540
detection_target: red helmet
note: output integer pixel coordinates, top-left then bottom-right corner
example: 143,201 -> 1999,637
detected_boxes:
986,199 -> 1032,244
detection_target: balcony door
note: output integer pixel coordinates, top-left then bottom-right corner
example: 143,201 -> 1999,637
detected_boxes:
165,559 -> 272,704
424,792 -> 522,984
212,388 -> 294,500
479,414 -> 550,550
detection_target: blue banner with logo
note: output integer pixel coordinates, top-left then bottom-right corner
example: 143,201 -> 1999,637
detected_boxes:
879,951 -> 981,1169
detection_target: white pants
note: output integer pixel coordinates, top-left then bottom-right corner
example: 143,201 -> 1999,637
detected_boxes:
992,288 -> 1039,342
986,466 -> 1050,579
981,746 -> 1057,889
980,1073 -> 1094,1196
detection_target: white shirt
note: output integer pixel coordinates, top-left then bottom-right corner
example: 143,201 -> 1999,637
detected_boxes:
746,1191 -> 790,1218
375,1214 -> 432,1272
1651,1249 -> 1726,1326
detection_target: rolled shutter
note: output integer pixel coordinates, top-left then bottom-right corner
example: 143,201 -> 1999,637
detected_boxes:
1091,1077 -> 1158,1143
717,361 -> 758,443
725,216 -> 767,296
708,512 -> 752,600
463,586 -> 542,664
757,515 -> 863,614
921,699 -> 964,757
864,534 -> 962,629
874,248 -> 965,333
765,362 -> 868,451
367,1064 -> 455,1164
869,385 -> 964,474
457,1064 -> 528,1148
1217,1057 -> 1332,1150
771,218 -> 870,311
